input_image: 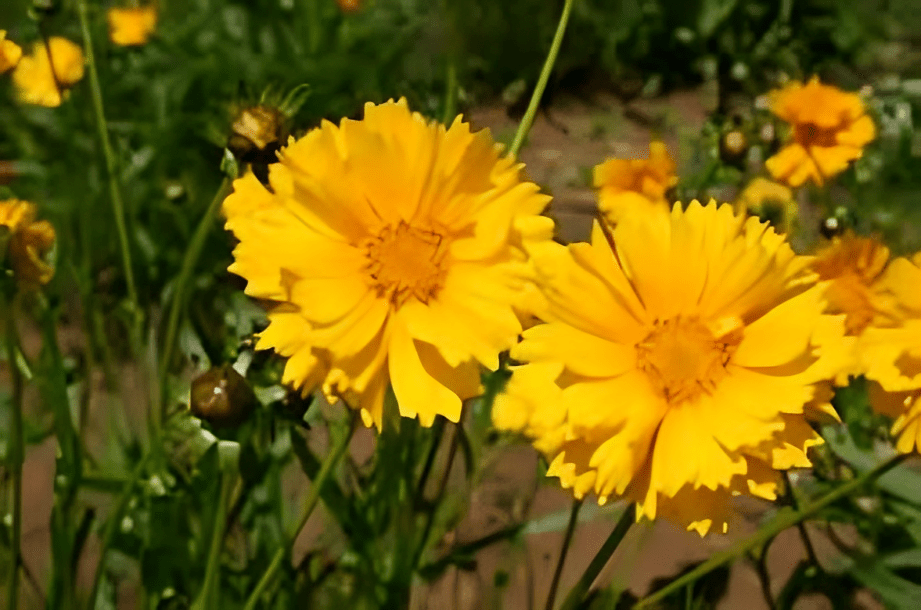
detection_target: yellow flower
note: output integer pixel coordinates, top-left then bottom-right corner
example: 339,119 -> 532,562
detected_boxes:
0,199 -> 56,287
0,31 -> 23,74
107,5 -> 158,47
735,177 -> 797,230
12,37 -> 85,108
859,252 -> 921,453
812,233 -> 890,336
222,99 -> 553,428
493,201 -> 845,535
593,141 -> 677,225
765,77 -> 875,187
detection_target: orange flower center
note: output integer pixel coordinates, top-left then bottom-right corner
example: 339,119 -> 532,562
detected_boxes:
636,317 -> 739,404
363,221 -> 448,307
794,122 -> 840,148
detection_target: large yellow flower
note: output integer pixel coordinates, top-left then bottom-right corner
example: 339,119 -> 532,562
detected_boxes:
765,77 -> 875,187
107,6 -> 158,47
0,199 -> 56,287
593,141 -> 677,225
223,99 -> 552,428
0,31 -> 22,74
12,37 -> 85,108
494,201 -> 845,535
859,252 -> 921,453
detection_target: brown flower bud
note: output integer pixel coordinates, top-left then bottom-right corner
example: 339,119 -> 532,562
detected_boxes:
190,364 -> 257,428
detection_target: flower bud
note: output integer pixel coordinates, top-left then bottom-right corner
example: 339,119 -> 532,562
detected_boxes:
190,365 -> 257,428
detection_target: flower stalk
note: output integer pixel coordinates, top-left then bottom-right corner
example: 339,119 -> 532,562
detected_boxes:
76,0 -> 141,347
3,294 -> 24,610
158,176 -> 232,425
558,503 -> 635,610
509,0 -> 574,156
634,453 -> 910,608
545,498 -> 584,610
242,411 -> 359,610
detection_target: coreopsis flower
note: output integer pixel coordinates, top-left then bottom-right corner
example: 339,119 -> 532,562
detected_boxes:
223,99 -> 552,428
812,233 -> 890,336
493,201 -> 846,535
0,31 -> 23,74
859,252 -> 921,453
107,5 -> 158,47
593,141 -> 677,225
765,77 -> 875,187
735,177 -> 797,230
12,37 -> 85,108
0,199 -> 56,287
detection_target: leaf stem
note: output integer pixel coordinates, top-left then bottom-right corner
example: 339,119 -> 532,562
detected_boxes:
508,0 -> 574,157
76,0 -> 141,345
634,454 -> 910,608
242,411 -> 359,610
559,503 -> 635,610
545,498 -> 583,610
4,294 -> 23,610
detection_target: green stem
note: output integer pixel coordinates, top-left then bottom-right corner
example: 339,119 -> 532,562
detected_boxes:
545,498 -> 583,610
158,177 -> 232,423
87,456 -> 149,610
76,0 -> 141,345
634,454 -> 910,608
193,471 -> 235,610
441,55 -> 458,125
4,295 -> 23,610
559,503 -> 635,610
508,0 -> 574,157
242,412 -> 359,610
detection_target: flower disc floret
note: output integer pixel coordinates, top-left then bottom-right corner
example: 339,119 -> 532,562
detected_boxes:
223,99 -> 552,428
494,201 -> 845,535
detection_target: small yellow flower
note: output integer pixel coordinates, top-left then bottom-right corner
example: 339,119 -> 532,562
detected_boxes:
107,5 -> 158,47
0,199 -> 56,287
494,201 -> 845,535
222,99 -> 553,428
0,31 -> 23,74
593,141 -> 677,225
812,233 -> 890,336
765,77 -> 875,187
859,252 -> 921,453
12,37 -> 85,108
735,177 -> 797,230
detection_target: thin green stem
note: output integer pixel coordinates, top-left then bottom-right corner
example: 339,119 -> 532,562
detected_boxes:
242,412 -> 359,610
87,456 -> 149,610
545,498 -> 583,610
441,55 -> 458,125
559,503 -> 635,610
4,295 -> 23,610
634,454 -> 910,608
508,0 -> 574,156
76,0 -> 141,344
193,471 -> 235,610
158,177 -> 232,423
